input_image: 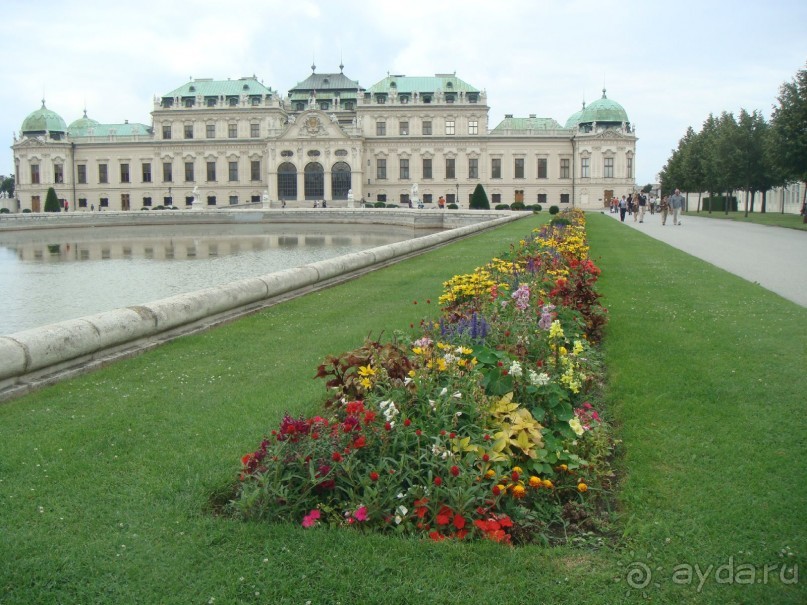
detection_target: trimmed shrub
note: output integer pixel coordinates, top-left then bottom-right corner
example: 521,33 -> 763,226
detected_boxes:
702,196 -> 738,212
494,204 -> 510,210
44,187 -> 60,212
22,208 -> 31,213
549,205 -> 560,215
447,203 -> 458,210
374,201 -> 386,208
549,217 -> 571,227
511,201 -> 526,211
0,208 -> 10,214
469,183 -> 490,209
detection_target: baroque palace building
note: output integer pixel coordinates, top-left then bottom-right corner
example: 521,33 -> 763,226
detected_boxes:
12,65 -> 637,212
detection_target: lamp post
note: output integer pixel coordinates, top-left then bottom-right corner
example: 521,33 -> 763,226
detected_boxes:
455,182 -> 459,207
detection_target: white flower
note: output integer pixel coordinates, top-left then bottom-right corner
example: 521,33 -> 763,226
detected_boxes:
394,515 -> 403,525
569,417 -> 585,436
429,399 -> 436,410
396,505 -> 408,517
397,492 -> 406,499
439,387 -> 448,397
452,391 -> 462,399
529,370 -> 550,386
404,377 -> 413,386
510,361 -> 523,378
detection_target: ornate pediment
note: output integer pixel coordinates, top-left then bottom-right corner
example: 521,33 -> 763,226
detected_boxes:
279,110 -> 349,141
582,128 -> 633,141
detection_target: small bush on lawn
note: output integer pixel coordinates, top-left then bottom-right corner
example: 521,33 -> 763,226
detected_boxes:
230,209 -> 616,545
549,205 -> 560,215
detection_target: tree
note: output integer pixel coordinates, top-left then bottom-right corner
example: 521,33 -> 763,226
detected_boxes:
44,187 -> 61,212
469,183 -> 490,210
641,183 -> 653,193
0,175 -> 14,198
770,63 -> 807,219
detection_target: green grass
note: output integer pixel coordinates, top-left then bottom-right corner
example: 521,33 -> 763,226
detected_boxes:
1,214 -> 804,604
690,209 -> 807,230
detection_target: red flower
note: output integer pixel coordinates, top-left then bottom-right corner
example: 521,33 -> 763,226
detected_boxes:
370,471 -> 379,482
511,471 -> 520,481
482,454 -> 490,462
429,531 -> 445,542
449,432 -> 456,439
483,434 -> 491,441
353,435 -> 367,449
440,430 -> 446,436
331,452 -> 342,462
492,485 -> 502,496
415,429 -> 422,436
384,422 -> 392,431
453,514 -> 466,530
450,465 -> 460,477
433,476 -> 443,486
404,418 -> 412,427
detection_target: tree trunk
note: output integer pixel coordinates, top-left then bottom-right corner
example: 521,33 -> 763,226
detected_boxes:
761,190 -> 766,213
802,182 -> 807,223
725,190 -> 730,215
697,192 -> 702,213
743,189 -> 749,218
750,190 -> 756,213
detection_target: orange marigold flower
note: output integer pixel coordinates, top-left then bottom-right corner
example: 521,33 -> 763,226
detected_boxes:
529,476 -> 542,488
512,485 -> 527,499
577,482 -> 588,492
542,479 -> 554,489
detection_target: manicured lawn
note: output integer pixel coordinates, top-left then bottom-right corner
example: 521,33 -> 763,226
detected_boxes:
690,209 -> 807,230
0,213 -> 804,604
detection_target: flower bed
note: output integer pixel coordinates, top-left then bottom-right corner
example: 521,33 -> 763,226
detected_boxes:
230,210 -> 617,544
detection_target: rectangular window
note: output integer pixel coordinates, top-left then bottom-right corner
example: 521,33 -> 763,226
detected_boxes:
560,159 -> 570,179
207,196 -> 216,206
142,162 -> 151,183
400,158 -> 409,180
422,121 -> 432,135
423,194 -> 432,204
78,198 -> 87,208
446,158 -> 456,179
162,124 -> 171,139
537,158 -> 548,179
228,123 -> 237,138
206,124 -> 215,138
468,120 -> 478,135
99,163 -> 108,184
491,193 -> 501,205
581,157 -> 590,178
423,158 -> 432,179
228,161 -> 238,182
561,193 -> 570,204
100,198 -> 109,208
469,158 -> 478,179
537,194 -> 547,205
491,158 -> 501,179
250,123 -> 259,138
627,157 -> 633,179
399,121 -> 409,135
143,197 -> 152,207
206,161 -> 216,182
251,160 -> 260,181
514,158 -> 525,179
77,165 -> 87,184
376,158 -> 387,180
162,162 -> 172,182
445,120 -> 455,135
54,164 -> 64,183
229,195 -> 239,205
184,124 -> 193,139
604,157 -> 614,178
120,163 -> 130,183
31,164 -> 40,184
184,162 -> 194,182
376,121 -> 386,136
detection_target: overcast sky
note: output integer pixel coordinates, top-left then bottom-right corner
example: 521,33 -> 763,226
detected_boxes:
3,0 -> 805,186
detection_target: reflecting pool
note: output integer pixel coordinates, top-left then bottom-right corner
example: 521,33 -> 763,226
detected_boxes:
0,223 -> 436,334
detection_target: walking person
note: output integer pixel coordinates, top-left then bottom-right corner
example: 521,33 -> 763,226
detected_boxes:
638,193 -> 647,223
618,195 -> 628,222
668,188 -> 685,225
659,196 -> 670,226
632,193 -> 640,222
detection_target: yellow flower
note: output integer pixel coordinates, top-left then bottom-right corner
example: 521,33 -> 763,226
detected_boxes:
529,476 -> 542,488
408,370 -> 416,378
485,469 -> 496,479
542,479 -> 554,489
357,365 -> 376,377
511,484 -> 527,499
577,482 -> 588,493
360,377 -> 373,389
558,346 -> 568,356
512,466 -> 523,474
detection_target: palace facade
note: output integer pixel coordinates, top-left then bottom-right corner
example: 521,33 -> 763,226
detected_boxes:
12,66 -> 637,212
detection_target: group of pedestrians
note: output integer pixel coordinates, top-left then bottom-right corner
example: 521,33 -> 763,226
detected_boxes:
611,189 -> 685,226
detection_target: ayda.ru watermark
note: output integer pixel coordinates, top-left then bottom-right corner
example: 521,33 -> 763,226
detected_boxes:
625,556 -> 799,593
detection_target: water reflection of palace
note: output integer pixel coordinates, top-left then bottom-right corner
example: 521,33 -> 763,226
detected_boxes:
2,231 -> 414,263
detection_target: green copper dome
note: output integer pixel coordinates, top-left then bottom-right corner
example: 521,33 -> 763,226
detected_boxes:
68,110 -> 100,134
564,101 -> 586,128
577,89 -> 629,125
21,100 -> 68,134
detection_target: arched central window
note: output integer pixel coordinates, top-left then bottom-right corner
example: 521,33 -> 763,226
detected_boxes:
304,162 -> 324,200
331,162 -> 351,200
277,162 -> 297,200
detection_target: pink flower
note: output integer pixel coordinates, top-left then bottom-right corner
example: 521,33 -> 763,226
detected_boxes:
353,506 -> 368,522
302,509 -> 321,528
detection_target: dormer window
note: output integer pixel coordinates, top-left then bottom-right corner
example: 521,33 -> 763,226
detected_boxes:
183,97 -> 194,107
242,84 -> 249,90
446,82 -> 453,89
206,97 -> 217,107
189,85 -> 196,92
423,95 -> 432,104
